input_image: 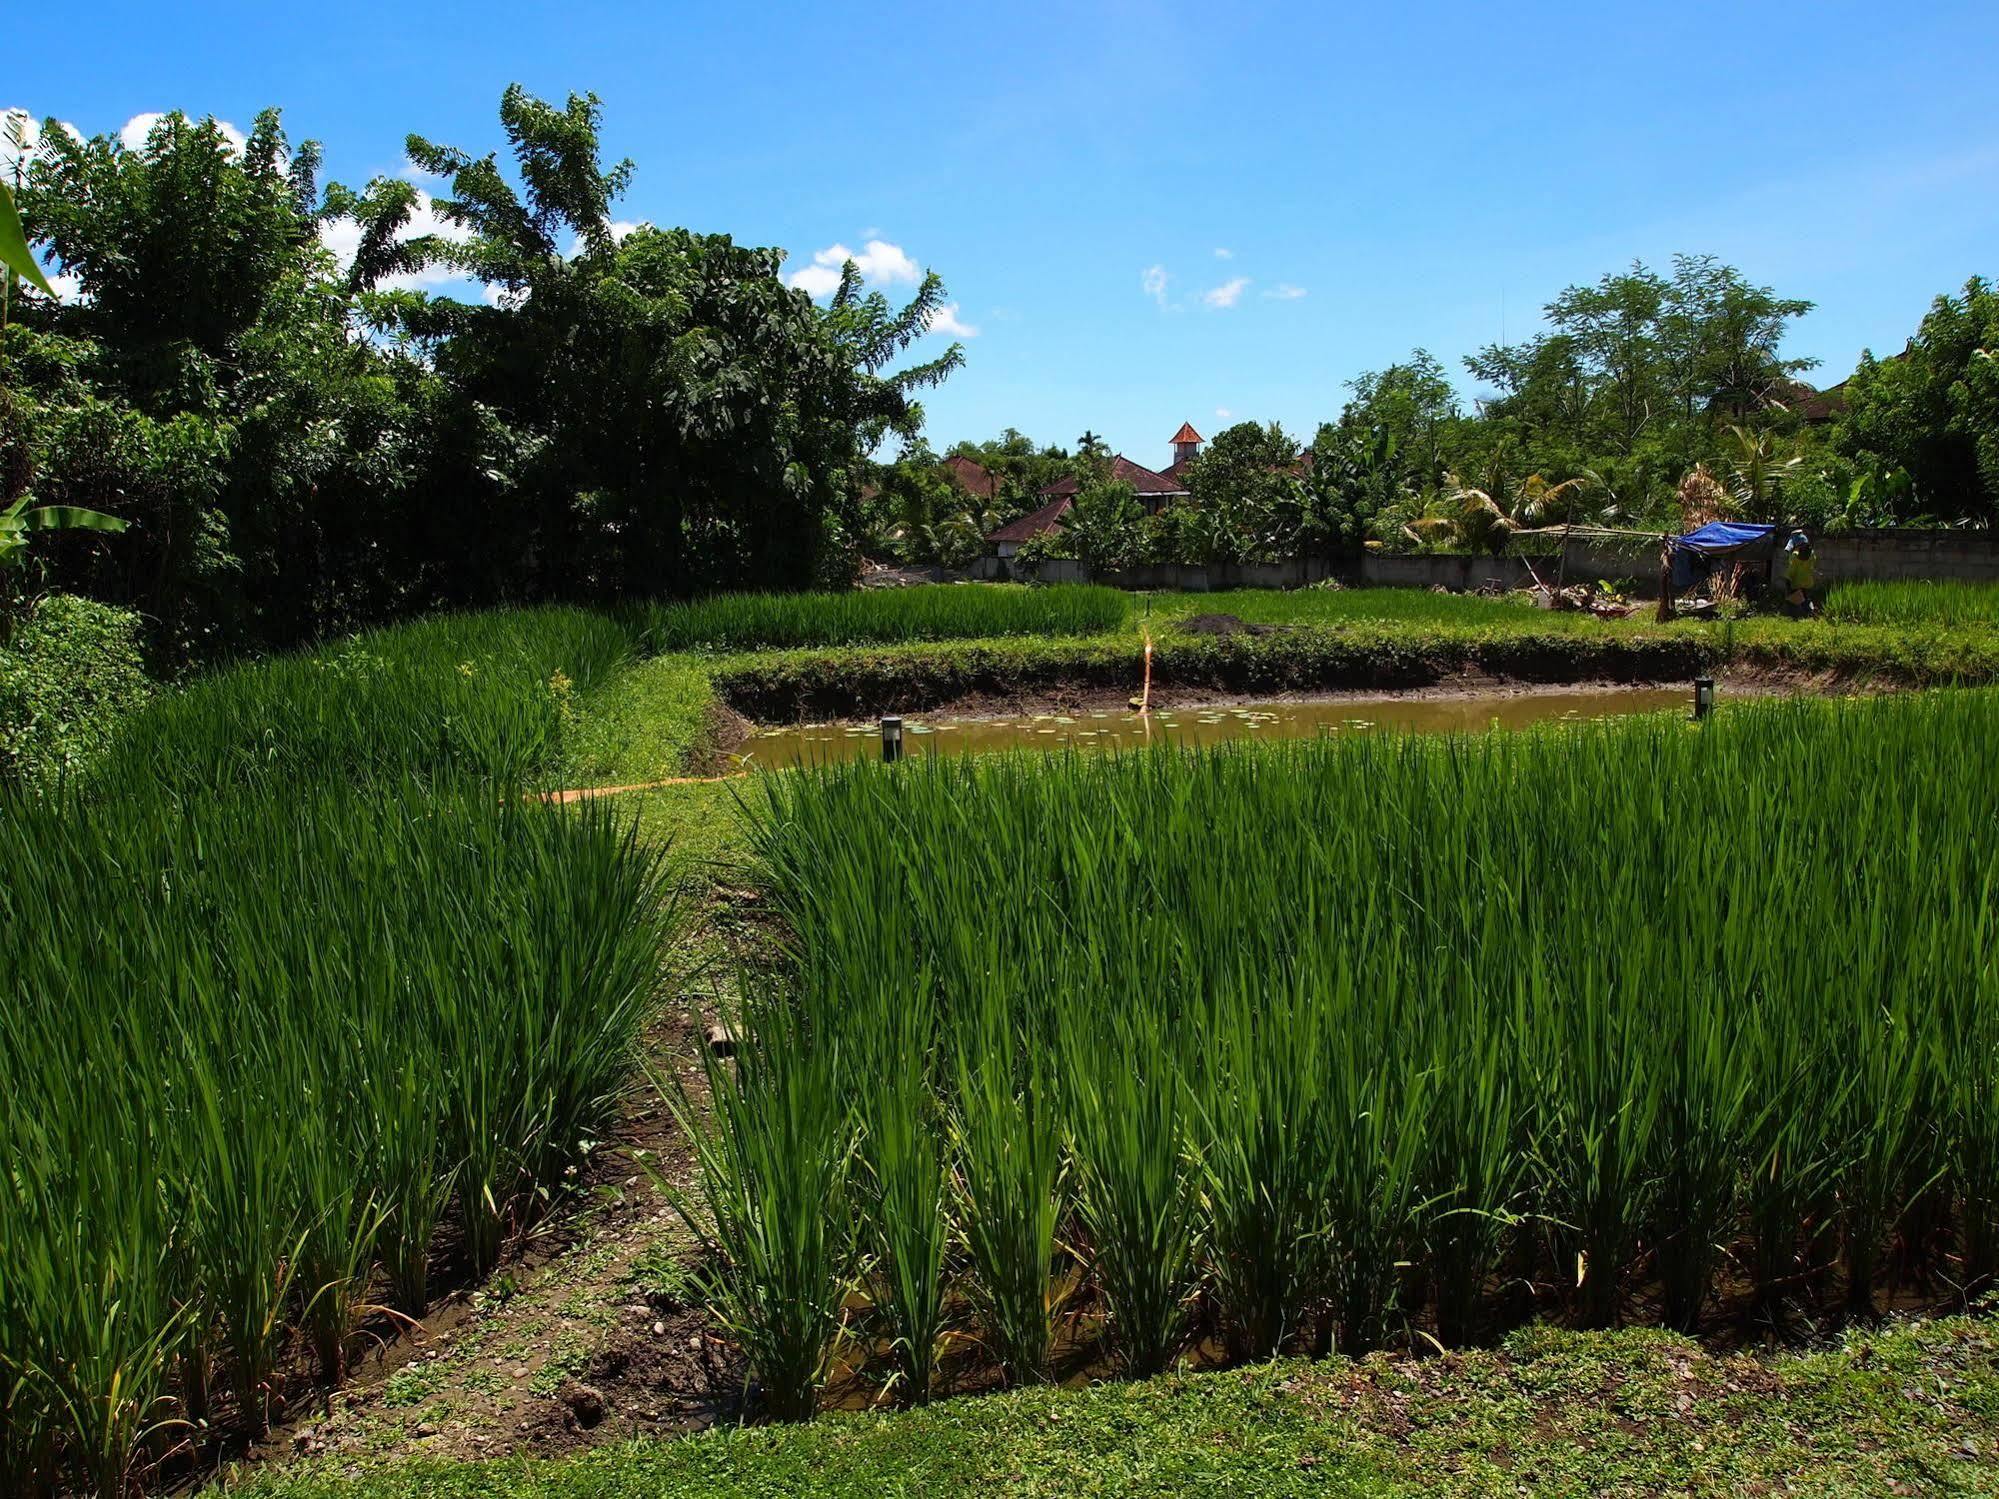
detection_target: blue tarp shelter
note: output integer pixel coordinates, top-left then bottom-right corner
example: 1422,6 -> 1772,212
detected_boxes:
1673,522 -> 1778,554
1669,522 -> 1778,592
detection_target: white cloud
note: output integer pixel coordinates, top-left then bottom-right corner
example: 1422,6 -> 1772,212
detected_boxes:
925,302 -> 978,337
1202,276 -> 1251,309
1264,283 -> 1307,300
785,237 -> 921,299
120,111 -> 247,156
1215,406 -> 1232,420
1141,264 -> 1170,307
1214,247 -> 1233,259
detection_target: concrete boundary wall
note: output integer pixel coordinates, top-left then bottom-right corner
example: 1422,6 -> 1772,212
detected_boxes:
971,529 -> 1999,593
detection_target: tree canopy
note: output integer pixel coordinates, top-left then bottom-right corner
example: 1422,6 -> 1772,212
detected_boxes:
2,88 -> 962,657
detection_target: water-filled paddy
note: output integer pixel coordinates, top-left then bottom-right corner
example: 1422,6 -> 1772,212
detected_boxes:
740,685 -> 1696,768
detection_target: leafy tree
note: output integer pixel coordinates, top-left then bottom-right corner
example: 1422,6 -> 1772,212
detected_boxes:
1836,277 -> 1999,523
1063,475 -> 1143,573
1296,424 -> 1407,560
376,86 -> 961,598
1337,350 -> 1458,482
1179,421 -> 1298,563
1464,255 -> 1814,503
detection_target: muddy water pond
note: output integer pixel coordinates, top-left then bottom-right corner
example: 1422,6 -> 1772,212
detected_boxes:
740,685 -> 1699,769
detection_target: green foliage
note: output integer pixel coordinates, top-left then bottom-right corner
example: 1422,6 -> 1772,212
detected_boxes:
0,780 -> 675,1492
714,691 -> 1999,1419
1177,420 -> 1300,564
1822,579 -> 1999,628
103,606 -> 631,794
641,584 -> 1128,653
1061,475 -> 1144,573
0,593 -> 151,790
6,89 -> 964,662
1835,276 -> 1999,522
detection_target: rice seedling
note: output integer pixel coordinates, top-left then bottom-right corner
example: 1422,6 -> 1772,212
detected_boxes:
850,974 -> 951,1404
0,780 -> 672,1493
667,989 -> 856,1421
1822,579 -> 1999,629
99,606 -> 631,794
727,686 -> 1999,1401
1156,585 -> 1551,630
641,583 -> 1127,653
1058,993 -> 1200,1377
950,1019 -> 1070,1386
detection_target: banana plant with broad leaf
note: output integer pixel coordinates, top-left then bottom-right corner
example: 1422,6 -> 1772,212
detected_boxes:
2,494 -> 128,571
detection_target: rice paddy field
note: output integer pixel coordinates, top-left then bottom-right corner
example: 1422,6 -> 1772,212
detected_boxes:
1822,578 -> 1999,628
697,690 -> 1999,1415
8,579 -> 1999,1494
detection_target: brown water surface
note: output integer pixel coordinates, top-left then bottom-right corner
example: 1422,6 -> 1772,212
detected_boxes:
740,686 -> 1696,769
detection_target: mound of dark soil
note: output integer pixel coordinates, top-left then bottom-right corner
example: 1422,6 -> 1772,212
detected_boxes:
1175,613 -> 1287,637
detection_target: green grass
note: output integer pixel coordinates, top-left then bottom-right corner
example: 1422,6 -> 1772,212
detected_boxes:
1145,584 -> 1552,628
562,654 -> 717,786
640,584 -> 1130,653
239,1318 -> 1999,1497
695,690 -> 1999,1416
1823,579 -> 1999,628
103,607 -> 632,794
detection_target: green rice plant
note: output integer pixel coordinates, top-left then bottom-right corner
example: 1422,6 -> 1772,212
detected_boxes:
741,688 -> 1999,1398
1156,585 -> 1550,631
1058,993 -> 1200,1377
1645,985 -> 1762,1332
849,974 -> 951,1404
1190,976 -> 1337,1361
1415,976 -> 1528,1347
668,991 -> 856,1421
1822,579 -> 1999,629
99,606 -> 631,794
950,1010 -> 1070,1386
0,781 -> 671,1493
1320,1009 -> 1433,1354
642,583 -> 1128,653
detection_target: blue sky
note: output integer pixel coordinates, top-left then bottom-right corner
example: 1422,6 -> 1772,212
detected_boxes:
10,0 -> 1996,470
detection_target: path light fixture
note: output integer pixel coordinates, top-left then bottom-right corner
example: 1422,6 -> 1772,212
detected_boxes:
1693,677 -> 1715,721
881,716 -> 904,763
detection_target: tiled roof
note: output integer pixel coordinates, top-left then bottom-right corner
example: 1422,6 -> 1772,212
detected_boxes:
942,453 -> 998,498
1036,455 -> 1189,500
1169,421 -> 1203,445
986,496 -> 1074,544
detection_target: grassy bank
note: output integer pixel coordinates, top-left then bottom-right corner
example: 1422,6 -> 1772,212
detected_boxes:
641,584 -> 1128,653
241,1318 -> 1999,1497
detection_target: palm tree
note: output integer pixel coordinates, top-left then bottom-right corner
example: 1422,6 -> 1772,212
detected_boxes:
1404,471 -> 1605,553
1720,425 -> 1802,517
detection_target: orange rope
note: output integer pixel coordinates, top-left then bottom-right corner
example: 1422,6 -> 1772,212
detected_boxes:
539,772 -> 746,805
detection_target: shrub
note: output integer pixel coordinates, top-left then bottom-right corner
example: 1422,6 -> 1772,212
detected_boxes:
0,594 -> 153,792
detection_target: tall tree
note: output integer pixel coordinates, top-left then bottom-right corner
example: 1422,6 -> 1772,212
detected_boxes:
1835,277 -> 1999,524
374,86 -> 960,597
